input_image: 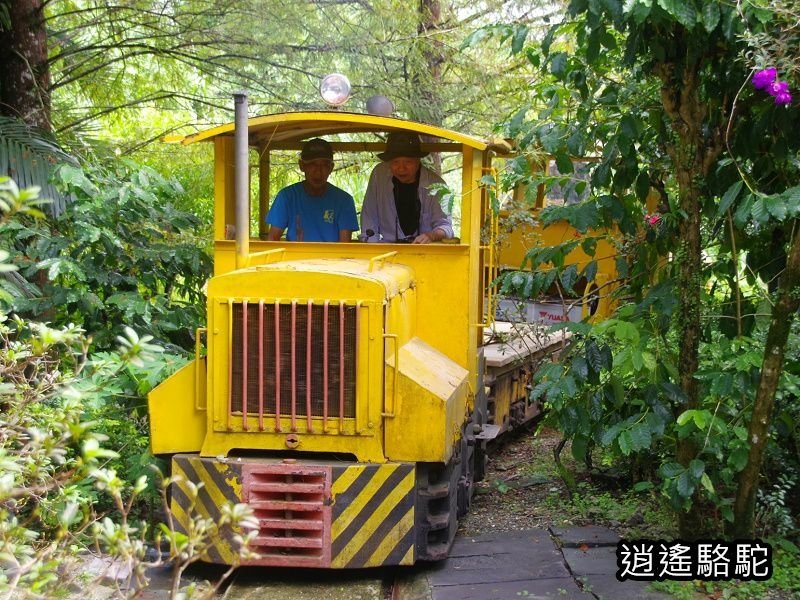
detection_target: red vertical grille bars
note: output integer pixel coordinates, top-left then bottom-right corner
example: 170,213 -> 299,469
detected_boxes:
229,301 -> 358,431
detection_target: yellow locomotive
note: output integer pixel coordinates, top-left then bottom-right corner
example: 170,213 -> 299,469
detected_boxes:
147,98 -> 616,568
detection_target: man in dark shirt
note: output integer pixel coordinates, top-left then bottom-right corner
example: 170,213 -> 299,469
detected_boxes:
360,132 -> 453,243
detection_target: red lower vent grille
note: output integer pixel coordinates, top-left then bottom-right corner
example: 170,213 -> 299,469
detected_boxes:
241,464 -> 332,567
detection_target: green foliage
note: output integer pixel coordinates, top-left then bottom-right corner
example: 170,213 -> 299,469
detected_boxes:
0,116 -> 77,217
475,0 -> 800,539
651,541 -> 800,599
535,296 -> 800,529
1,161 -> 212,350
0,181 -> 255,597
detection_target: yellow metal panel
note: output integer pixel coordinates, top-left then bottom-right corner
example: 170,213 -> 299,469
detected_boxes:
384,337 -> 469,463
209,258 -> 414,301
330,463 -> 416,568
497,216 -> 617,271
463,146 -> 485,401
202,270 -> 389,462
496,216 -> 619,320
179,111 -> 490,150
170,455 -> 242,564
148,360 -> 206,454
213,243 -> 474,372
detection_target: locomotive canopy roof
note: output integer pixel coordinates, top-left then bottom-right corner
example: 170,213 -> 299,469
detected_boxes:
170,111 -> 509,153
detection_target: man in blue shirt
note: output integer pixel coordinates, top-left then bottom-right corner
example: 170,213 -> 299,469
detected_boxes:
266,138 -> 358,242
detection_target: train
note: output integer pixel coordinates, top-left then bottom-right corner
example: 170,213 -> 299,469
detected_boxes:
147,96 -> 619,568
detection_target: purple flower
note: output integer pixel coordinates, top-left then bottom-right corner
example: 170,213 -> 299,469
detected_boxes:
774,91 -> 792,106
768,80 -> 789,97
753,67 -> 777,90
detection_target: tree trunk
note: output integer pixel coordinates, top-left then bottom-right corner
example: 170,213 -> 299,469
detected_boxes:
0,0 -> 51,130
733,223 -> 800,537
656,57 -> 723,539
416,0 -> 444,126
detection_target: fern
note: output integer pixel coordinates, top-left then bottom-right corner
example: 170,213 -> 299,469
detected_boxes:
0,116 -> 77,216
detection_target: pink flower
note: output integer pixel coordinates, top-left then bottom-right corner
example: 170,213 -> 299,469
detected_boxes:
753,70 -> 793,106
752,67 -> 777,90
768,80 -> 789,97
645,214 -> 661,226
774,91 -> 792,106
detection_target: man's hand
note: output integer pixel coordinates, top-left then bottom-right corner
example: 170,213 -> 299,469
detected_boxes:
413,228 -> 445,244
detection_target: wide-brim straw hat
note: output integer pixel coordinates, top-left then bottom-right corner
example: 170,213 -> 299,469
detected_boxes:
377,132 -> 429,161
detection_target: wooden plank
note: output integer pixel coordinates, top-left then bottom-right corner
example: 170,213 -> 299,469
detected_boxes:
483,323 -> 570,368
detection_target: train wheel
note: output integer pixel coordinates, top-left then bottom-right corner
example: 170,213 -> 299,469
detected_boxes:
415,459 -> 459,561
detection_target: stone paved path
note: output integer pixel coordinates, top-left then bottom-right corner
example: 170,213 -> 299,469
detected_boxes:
394,526 -> 669,600
79,526 -> 670,599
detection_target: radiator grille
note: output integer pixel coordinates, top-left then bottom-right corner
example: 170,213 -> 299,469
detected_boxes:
229,302 -> 357,423
242,464 -> 331,567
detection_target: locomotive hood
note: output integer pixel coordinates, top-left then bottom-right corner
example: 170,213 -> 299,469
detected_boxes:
207,257 -> 415,303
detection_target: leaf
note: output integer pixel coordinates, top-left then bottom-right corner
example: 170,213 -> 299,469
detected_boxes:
676,410 -> 692,426
599,344 -> 613,371
560,264 -> 579,292
764,195 -> 788,221
700,473 -> 715,494
717,180 -> 742,217
733,192 -> 755,226
658,462 -> 685,479
729,447 -> 749,471
635,170 -> 650,201
657,0 -> 697,29
555,152 -> 574,175
586,339 -> 604,374
688,459 -> 704,480
779,186 -> 800,218
619,114 -> 641,140
701,2 -> 720,32
572,356 -> 589,382
583,260 -> 598,283
749,194 -> 769,225
633,480 -> 654,492
692,410 -> 710,430
629,423 -> 652,451
550,52 -> 568,77
511,24 -> 529,54
601,423 -> 622,446
676,471 -> 695,497
572,202 -> 600,232
623,0 -> 652,24
618,429 -> 633,455
562,374 -> 578,398
571,435 -> 589,462
710,372 -> 733,397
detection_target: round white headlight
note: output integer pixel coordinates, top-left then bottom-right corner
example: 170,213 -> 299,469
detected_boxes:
319,73 -> 351,107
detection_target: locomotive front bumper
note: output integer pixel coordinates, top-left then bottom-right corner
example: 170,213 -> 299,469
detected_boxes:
170,454 -> 418,568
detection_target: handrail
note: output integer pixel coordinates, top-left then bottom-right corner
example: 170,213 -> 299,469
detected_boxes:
368,251 -> 398,272
245,247 -> 286,267
381,333 -> 399,418
194,327 -> 207,411
477,167 -> 500,328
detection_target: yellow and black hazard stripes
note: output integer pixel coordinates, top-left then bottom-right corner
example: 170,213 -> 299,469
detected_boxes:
330,463 -> 416,568
170,455 -> 418,568
171,455 -> 243,564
